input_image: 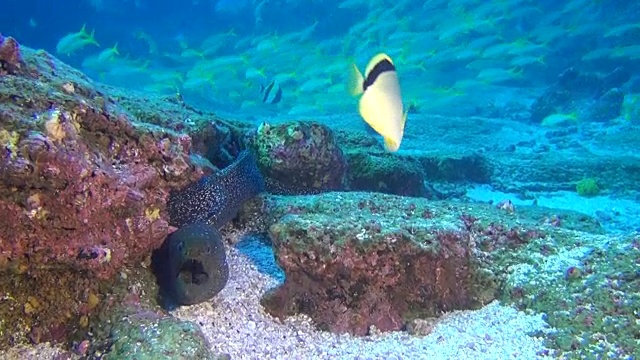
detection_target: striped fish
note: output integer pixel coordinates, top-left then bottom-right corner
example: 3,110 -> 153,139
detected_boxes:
260,80 -> 283,104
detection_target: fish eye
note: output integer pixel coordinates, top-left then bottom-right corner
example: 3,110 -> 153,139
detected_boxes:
206,246 -> 212,254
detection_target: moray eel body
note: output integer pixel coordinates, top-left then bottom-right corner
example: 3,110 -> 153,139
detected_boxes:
167,222 -> 229,305
168,150 -> 265,229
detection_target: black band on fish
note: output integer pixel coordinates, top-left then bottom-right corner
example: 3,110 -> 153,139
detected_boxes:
363,58 -> 395,92
260,80 -> 282,104
262,81 -> 275,102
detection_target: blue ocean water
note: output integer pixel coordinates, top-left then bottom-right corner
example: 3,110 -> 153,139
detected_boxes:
2,0 -> 640,358
4,0 -> 639,120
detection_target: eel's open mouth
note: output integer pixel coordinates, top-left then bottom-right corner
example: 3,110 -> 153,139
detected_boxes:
178,259 -> 210,285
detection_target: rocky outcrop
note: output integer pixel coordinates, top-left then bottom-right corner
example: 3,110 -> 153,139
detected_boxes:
0,36 -> 238,348
260,192 -> 586,335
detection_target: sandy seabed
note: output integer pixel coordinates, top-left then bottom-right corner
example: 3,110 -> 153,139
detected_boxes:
0,236 -> 555,360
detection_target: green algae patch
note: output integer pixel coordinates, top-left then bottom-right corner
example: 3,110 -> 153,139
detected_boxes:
498,231 -> 640,359
576,178 -> 601,197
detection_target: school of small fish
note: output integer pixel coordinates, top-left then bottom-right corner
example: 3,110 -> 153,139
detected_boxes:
52,0 -> 640,152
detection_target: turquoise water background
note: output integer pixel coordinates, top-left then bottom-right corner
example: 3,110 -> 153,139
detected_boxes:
4,0 -> 639,120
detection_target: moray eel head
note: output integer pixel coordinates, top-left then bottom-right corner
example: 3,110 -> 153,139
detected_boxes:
178,258 -> 210,285
167,222 -> 229,305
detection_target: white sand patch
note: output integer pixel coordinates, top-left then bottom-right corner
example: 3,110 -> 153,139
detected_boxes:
0,343 -> 75,360
467,185 -> 640,233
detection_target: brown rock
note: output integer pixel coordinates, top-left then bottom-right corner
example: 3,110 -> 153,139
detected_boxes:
261,192 -> 514,335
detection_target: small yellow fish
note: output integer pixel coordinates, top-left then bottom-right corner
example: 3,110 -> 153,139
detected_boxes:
97,43 -> 119,61
348,53 -> 407,152
55,24 -> 99,56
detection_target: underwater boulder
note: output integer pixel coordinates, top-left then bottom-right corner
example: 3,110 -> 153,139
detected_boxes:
0,35 -> 24,75
530,88 -> 575,123
103,307 -> 216,359
246,121 -> 346,194
261,192 -> 556,335
0,38 -> 212,348
530,67 -> 631,123
419,153 -> 491,183
0,41 -> 205,280
189,119 -> 248,169
345,151 -> 427,197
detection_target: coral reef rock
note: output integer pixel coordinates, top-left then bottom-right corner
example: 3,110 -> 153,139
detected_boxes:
0,37 -> 240,349
0,40 -> 203,279
261,192 -> 560,335
345,151 -> 427,197
247,121 -> 346,194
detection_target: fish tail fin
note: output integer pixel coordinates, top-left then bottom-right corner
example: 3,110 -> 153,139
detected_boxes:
88,29 -> 100,47
347,63 -> 364,96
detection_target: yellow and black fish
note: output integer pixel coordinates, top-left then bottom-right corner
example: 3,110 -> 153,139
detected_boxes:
260,80 -> 283,104
348,53 -> 407,152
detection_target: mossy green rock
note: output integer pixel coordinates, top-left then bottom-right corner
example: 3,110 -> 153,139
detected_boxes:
105,312 -> 216,359
262,192 -> 580,335
247,121 -> 346,192
345,152 -> 427,197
